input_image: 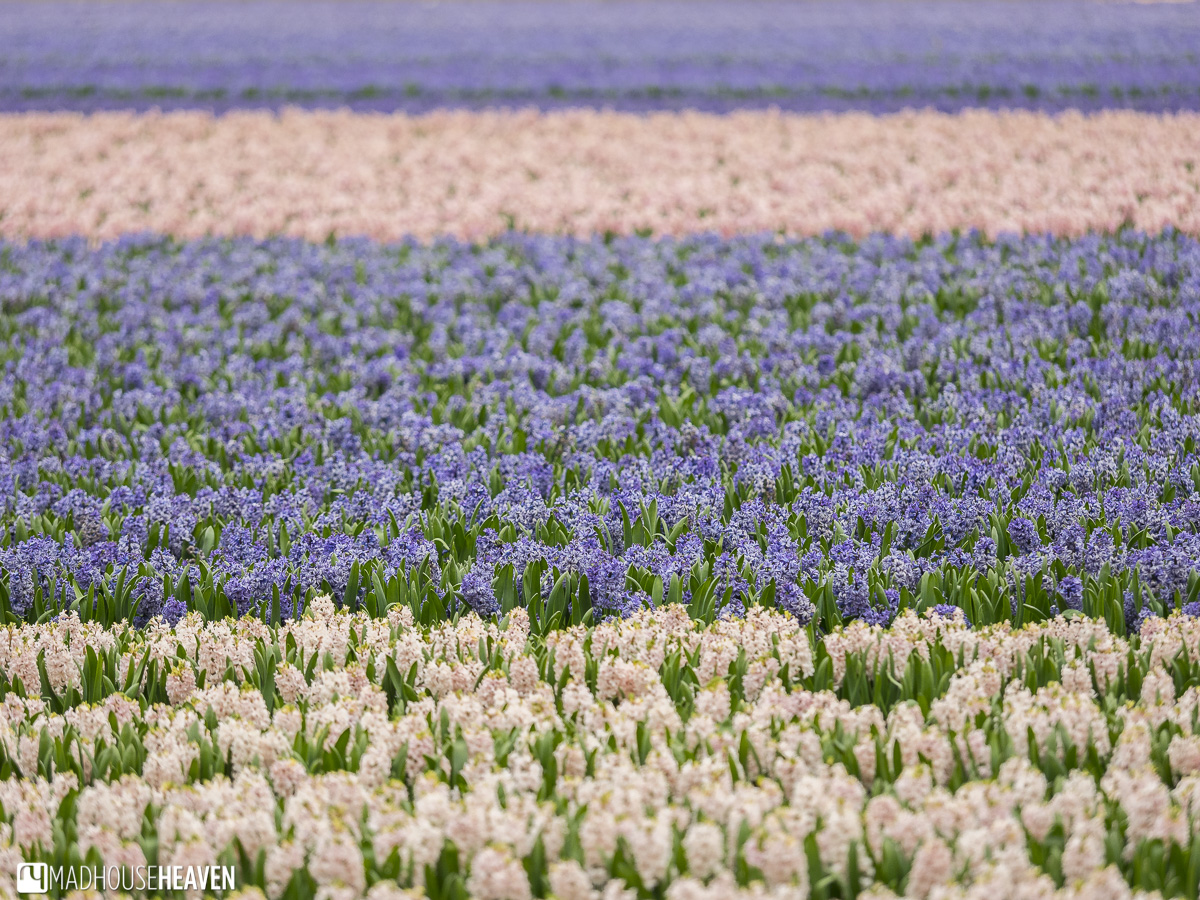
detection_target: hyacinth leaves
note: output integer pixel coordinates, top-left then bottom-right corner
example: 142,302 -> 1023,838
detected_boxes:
0,541 -> 1183,644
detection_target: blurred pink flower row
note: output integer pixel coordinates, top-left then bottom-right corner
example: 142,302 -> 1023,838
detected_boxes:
1,109 -> 1197,242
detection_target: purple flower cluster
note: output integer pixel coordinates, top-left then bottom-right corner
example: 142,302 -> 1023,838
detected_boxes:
1,230 -> 1199,632
2,1 -> 1200,113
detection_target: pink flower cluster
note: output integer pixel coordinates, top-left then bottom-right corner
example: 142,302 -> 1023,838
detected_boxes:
1,109 -> 1197,242
0,602 -> 1198,898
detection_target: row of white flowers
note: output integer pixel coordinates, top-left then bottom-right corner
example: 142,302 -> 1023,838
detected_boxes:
0,600 -> 1198,899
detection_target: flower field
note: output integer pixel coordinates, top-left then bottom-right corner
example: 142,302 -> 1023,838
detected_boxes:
3,602 -> 1200,900
4,111 -> 1200,241
3,1 -> 1200,898
3,231 -> 1200,634
2,1 -> 1200,114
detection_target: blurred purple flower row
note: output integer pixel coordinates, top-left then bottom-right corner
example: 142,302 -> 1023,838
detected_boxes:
1,230 -> 1199,632
2,1 -> 1200,113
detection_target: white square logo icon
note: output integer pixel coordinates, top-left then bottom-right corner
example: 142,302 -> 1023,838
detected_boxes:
16,862 -> 48,893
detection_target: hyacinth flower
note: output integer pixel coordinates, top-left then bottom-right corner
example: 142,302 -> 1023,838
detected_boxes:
2,0 -> 1200,114
0,601 -> 1198,897
0,232 -> 1198,894
0,232 -> 1198,637
4,110 -> 1200,242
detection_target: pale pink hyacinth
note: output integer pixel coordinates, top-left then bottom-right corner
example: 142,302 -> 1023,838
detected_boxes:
0,109 -> 1198,243
465,846 -> 534,900
0,605 -> 1198,898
